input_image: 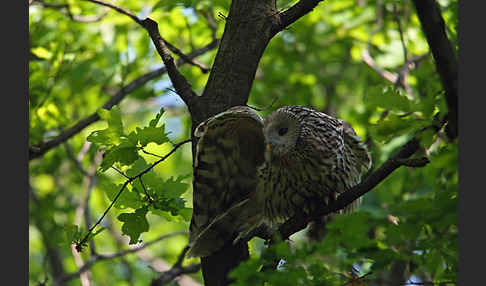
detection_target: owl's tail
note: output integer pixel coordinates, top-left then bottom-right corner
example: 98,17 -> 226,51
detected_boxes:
186,198 -> 264,258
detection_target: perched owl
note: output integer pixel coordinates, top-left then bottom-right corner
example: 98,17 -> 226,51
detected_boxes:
187,106 -> 371,257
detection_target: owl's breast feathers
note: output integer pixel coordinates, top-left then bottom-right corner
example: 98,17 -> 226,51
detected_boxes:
259,106 -> 371,222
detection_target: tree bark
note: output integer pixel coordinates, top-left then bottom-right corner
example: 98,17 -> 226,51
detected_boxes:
196,0 -> 279,122
411,0 -> 458,139
190,1 -> 279,285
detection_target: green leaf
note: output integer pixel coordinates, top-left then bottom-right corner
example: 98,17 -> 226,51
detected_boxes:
419,128 -> 437,149
125,157 -> 151,177
153,0 -> 194,11
87,106 -> 125,147
99,107 -> 124,134
127,131 -> 139,146
99,139 -> 139,171
178,207 -> 193,221
153,197 -> 186,216
364,85 -> 412,112
158,175 -> 190,199
117,206 -> 150,244
326,212 -> 374,249
63,224 -> 83,244
149,108 -> 164,128
135,125 -> 169,147
31,46 -> 53,60
371,114 -> 426,143
99,178 -> 142,209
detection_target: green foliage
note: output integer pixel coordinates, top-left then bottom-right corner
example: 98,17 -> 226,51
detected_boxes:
81,108 -> 191,245
29,0 -> 457,285
118,206 -> 150,244
87,107 -> 170,171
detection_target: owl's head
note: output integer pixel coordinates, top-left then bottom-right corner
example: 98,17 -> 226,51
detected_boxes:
263,108 -> 301,160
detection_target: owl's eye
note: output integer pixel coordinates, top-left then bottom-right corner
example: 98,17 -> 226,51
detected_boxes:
278,127 -> 288,136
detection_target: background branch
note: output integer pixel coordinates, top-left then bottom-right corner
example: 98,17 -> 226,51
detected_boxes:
54,232 -> 187,286
411,0 -> 458,139
32,0 -> 108,23
29,40 -> 218,161
272,0 -> 326,35
141,18 -> 198,108
83,0 -> 209,73
150,246 -> 201,286
83,0 -> 201,105
75,139 -> 191,251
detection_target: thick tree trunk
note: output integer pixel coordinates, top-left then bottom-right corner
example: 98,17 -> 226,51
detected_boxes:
189,1 -> 278,285
193,0 -> 278,123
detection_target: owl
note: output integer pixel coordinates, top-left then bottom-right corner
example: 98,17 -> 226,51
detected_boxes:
187,105 -> 371,257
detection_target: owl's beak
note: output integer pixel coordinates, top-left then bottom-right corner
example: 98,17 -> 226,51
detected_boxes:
265,143 -> 273,162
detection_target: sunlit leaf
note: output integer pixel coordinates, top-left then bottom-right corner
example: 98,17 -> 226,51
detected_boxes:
117,206 -> 150,244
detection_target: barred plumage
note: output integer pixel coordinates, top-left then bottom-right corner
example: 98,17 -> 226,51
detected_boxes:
187,105 -> 371,257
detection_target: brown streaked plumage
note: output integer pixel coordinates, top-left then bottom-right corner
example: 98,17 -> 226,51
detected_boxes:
187,105 -> 371,257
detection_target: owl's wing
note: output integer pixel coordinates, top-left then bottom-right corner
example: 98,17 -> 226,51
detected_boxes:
308,118 -> 371,241
339,120 -> 372,213
342,121 -> 372,179
188,106 -> 265,257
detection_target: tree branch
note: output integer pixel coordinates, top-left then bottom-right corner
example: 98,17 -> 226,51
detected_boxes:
81,0 -> 142,24
278,137 -> 428,239
54,232 -> 187,286
199,9 -> 218,41
141,18 -> 198,107
32,0 -> 108,23
150,246 -> 201,286
271,0 -> 326,36
411,0 -> 458,139
108,226 -> 202,286
75,139 -> 192,251
29,39 -> 219,161
83,0 -> 201,102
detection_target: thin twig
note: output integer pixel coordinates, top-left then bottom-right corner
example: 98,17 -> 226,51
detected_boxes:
83,0 -> 209,73
64,143 -> 90,176
111,166 -> 130,179
271,0 -> 326,36
141,18 -> 198,106
247,96 -> 279,112
393,4 -> 408,63
139,176 -> 154,203
341,271 -> 373,286
150,246 -> 201,286
82,0 -> 141,24
393,4 -> 410,91
140,148 -> 164,158
55,232 -> 187,285
29,39 -> 218,161
75,139 -> 192,251
32,0 -> 108,23
199,9 -> 218,40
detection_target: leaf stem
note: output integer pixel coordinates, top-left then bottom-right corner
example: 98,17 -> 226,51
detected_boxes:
75,139 -> 192,252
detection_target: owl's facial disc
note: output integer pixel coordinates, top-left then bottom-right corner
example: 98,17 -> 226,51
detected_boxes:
263,111 -> 300,160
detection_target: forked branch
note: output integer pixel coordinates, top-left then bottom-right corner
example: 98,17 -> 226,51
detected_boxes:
83,0 -> 200,106
28,39 -> 219,161
74,139 -> 192,252
271,0 -> 326,36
